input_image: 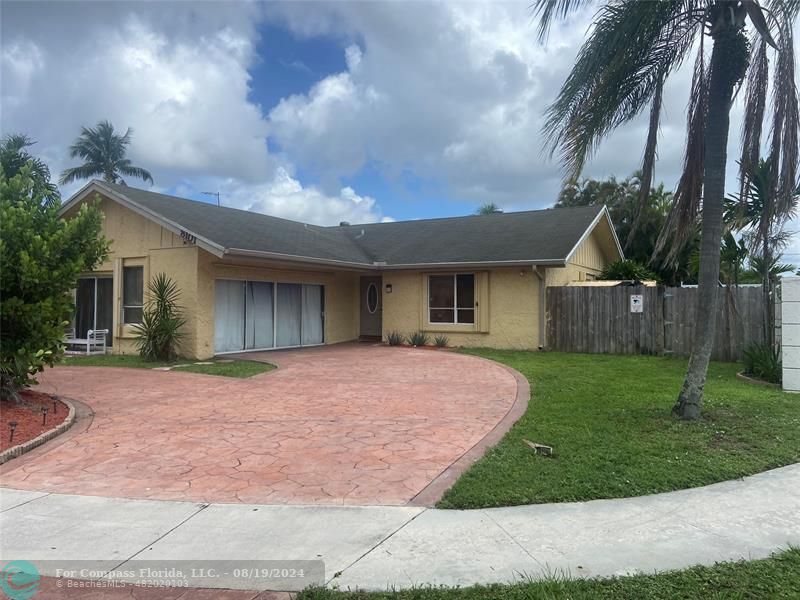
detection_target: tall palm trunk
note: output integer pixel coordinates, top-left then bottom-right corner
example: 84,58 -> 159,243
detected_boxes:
673,27 -> 749,420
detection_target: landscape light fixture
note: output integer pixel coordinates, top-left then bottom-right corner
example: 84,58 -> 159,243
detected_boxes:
41,406 -> 48,425
53,398 -> 58,414
9,421 -> 17,444
201,191 -> 221,206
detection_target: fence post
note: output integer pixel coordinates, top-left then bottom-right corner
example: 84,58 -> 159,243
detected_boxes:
781,277 -> 800,391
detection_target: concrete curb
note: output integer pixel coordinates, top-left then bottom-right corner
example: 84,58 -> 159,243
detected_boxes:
736,371 -> 781,389
407,358 -> 530,507
0,396 -> 76,465
3,463 -> 799,592
0,397 -> 94,475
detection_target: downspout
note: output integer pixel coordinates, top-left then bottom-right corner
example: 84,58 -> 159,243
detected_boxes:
532,265 -> 546,350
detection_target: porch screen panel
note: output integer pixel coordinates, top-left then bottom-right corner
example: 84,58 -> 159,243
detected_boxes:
301,284 -> 324,346
276,283 -> 302,347
214,280 -> 245,353
75,278 -> 95,337
245,281 -> 274,350
95,278 -> 114,345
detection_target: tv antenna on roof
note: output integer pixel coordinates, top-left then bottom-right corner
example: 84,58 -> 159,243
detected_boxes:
201,191 -> 221,206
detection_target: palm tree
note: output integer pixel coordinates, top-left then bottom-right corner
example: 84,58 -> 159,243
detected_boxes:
59,120 -> 153,186
534,0 -> 798,420
726,159 -> 799,346
746,254 -> 795,281
0,134 -> 60,206
476,202 -> 503,215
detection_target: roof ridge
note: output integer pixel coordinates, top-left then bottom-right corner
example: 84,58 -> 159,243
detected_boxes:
332,204 -> 603,229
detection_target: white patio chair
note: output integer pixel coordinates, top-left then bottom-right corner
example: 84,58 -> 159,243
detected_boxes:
87,329 -> 109,355
64,328 -> 108,355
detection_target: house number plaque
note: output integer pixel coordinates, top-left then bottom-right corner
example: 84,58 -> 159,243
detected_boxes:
180,230 -> 197,244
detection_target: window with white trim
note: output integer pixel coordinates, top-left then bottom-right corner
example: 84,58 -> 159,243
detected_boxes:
122,266 -> 144,324
428,274 -> 475,324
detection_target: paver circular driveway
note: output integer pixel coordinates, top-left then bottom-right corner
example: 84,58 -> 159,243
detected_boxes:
2,345 -> 519,505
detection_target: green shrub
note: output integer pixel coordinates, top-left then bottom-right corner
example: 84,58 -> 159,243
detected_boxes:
598,259 -> 658,282
386,331 -> 405,346
409,331 -> 430,347
133,273 -> 186,362
742,342 -> 781,384
0,163 -> 107,400
434,334 -> 449,347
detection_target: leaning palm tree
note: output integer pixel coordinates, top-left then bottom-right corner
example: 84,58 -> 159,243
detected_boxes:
534,0 -> 798,420
59,120 -> 153,186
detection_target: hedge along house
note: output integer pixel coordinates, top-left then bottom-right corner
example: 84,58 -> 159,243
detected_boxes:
59,180 -> 623,360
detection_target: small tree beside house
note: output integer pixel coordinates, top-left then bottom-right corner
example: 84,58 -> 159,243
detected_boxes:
0,164 -> 107,400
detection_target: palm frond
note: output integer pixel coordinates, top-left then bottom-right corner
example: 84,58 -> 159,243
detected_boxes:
542,0 -> 702,179
742,0 -> 778,47
627,69 -> 664,251
58,163 -> 103,185
654,46 -> 709,266
117,162 -> 154,184
739,38 -> 769,198
768,8 -> 799,214
530,0 -> 595,42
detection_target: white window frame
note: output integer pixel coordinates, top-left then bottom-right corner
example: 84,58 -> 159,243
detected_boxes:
427,273 -> 475,325
122,266 -> 144,325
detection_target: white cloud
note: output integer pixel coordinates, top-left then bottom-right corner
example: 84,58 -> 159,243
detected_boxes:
2,0 -> 795,232
263,1 -> 771,210
180,168 -> 385,225
0,0 -> 387,224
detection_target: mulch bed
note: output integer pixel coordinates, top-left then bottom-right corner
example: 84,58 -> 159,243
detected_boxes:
1,389 -> 68,451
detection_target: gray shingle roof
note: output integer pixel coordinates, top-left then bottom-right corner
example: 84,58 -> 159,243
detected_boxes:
337,207 -> 604,265
101,182 -> 372,265
85,182 -> 607,268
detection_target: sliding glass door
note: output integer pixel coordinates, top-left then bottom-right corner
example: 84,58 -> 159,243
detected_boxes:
74,276 -> 113,345
245,281 -> 274,350
214,279 -> 324,353
302,284 -> 324,345
214,280 -> 246,353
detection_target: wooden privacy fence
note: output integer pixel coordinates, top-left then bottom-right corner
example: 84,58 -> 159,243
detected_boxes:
545,285 -> 766,362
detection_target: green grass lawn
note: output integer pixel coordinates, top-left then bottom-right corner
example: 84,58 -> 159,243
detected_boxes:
63,354 -> 274,378
299,548 -> 800,599
437,350 -> 800,509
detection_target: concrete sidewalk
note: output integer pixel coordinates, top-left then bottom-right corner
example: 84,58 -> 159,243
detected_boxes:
2,463 -> 799,593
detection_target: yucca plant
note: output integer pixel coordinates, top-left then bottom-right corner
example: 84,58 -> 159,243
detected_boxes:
133,273 -> 186,361
386,331 -> 405,346
408,331 -> 430,347
434,334 -> 449,348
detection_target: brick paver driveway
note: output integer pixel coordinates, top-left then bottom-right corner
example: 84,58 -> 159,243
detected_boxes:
2,345 -> 518,505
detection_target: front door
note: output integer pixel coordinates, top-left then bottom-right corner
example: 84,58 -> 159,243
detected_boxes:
360,276 -> 382,338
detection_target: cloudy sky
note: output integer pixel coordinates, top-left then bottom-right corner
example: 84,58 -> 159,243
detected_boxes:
2,0 -> 796,258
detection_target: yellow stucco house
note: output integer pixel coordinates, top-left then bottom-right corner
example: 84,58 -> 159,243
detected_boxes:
60,180 -> 623,359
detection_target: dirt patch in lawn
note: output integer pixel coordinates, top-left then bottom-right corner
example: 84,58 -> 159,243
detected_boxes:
1,390 -> 69,451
